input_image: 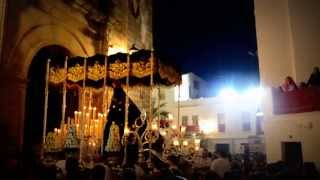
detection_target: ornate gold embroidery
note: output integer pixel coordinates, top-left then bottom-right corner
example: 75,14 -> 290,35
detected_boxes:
132,61 -> 152,78
49,67 -> 66,84
109,60 -> 128,80
87,61 -> 106,81
68,64 -> 84,82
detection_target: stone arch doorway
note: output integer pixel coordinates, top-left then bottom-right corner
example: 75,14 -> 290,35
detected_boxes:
24,45 -> 71,156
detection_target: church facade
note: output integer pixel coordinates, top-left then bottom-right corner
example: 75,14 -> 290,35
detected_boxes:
0,0 -> 153,153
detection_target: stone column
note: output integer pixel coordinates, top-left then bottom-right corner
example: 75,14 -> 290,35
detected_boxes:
0,0 -> 6,62
0,71 -> 27,154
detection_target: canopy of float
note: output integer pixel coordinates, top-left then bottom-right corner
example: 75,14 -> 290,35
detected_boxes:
48,50 -> 181,88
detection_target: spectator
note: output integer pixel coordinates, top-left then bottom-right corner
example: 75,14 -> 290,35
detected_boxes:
281,76 -> 298,92
167,155 -> 183,177
307,67 -> 320,87
210,151 -> 231,178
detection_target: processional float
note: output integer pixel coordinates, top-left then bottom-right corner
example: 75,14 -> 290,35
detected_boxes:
42,49 -> 199,165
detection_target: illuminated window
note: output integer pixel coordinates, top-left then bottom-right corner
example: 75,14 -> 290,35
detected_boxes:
192,115 -> 199,126
217,113 -> 226,132
242,112 -> 251,131
182,116 -> 188,126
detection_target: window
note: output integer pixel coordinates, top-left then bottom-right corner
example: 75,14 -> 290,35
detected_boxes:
242,112 -> 251,131
192,115 -> 199,126
256,116 -> 264,135
182,116 -> 188,126
217,113 -> 226,132
193,80 -> 200,90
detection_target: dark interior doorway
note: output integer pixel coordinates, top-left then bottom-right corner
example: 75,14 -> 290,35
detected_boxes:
24,45 -> 70,156
282,142 -> 303,167
216,143 -> 230,154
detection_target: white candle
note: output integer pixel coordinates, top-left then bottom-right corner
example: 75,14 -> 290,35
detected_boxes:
93,107 -> 96,120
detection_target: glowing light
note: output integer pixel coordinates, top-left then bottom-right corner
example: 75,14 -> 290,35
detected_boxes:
160,129 -> 167,136
218,87 -> 238,103
108,46 -> 127,55
256,111 -> 264,117
195,146 -> 200,151
173,140 -> 180,146
124,127 -> 130,135
199,120 -> 217,134
194,139 -> 201,144
243,87 -> 265,105
171,124 -> 177,130
181,126 -> 186,133
140,110 -> 147,121
182,140 -> 188,146
151,122 -> 158,130
168,113 -> 173,120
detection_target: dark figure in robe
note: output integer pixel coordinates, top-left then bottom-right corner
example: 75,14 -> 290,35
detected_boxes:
307,67 -> 320,87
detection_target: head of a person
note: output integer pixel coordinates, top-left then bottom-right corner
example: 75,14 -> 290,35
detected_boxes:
217,151 -> 227,158
202,148 -> 209,158
167,155 -> 179,167
313,67 -> 320,74
92,165 -> 106,180
285,76 -> 295,84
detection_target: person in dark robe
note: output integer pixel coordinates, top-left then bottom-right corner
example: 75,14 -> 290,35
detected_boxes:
307,67 -> 320,87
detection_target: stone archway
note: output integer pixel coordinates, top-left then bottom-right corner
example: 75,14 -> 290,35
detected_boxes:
23,45 -> 71,157
0,24 -> 93,154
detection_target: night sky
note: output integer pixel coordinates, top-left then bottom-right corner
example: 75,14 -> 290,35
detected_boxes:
154,0 -> 259,95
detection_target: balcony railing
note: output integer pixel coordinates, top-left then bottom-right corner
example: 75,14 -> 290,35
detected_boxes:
272,87 -> 320,114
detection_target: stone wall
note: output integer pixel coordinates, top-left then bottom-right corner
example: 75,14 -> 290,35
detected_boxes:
0,0 -> 153,152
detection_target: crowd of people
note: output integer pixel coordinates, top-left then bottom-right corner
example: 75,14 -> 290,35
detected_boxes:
280,66 -> 320,92
3,147 -> 320,180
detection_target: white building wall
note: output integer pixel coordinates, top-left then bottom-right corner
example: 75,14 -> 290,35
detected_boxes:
255,0 -> 320,169
161,85 -> 262,154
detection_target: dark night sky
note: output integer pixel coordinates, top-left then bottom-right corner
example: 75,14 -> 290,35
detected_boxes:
154,0 -> 259,95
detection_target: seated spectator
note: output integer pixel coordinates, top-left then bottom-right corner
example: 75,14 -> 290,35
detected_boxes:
281,76 -> 298,92
307,67 -> 320,87
210,151 -> 231,178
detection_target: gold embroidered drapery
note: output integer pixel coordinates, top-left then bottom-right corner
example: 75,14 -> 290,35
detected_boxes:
48,50 -> 181,87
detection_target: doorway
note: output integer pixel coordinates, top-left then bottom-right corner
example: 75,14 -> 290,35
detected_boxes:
24,45 -> 70,157
282,142 -> 303,167
215,143 -> 230,154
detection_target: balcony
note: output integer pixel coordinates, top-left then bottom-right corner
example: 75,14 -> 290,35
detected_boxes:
272,87 -> 320,114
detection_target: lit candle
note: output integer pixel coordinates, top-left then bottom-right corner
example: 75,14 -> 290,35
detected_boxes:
86,113 -> 90,126
151,122 -> 158,130
85,124 -> 88,136
95,123 -> 98,137
74,111 -> 78,122
181,126 -> 186,133
173,139 -> 180,146
54,128 -> 58,135
78,112 -> 81,124
183,140 -> 188,146
76,124 -> 79,137
124,126 -> 130,136
67,117 -> 71,129
93,107 -> 96,120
